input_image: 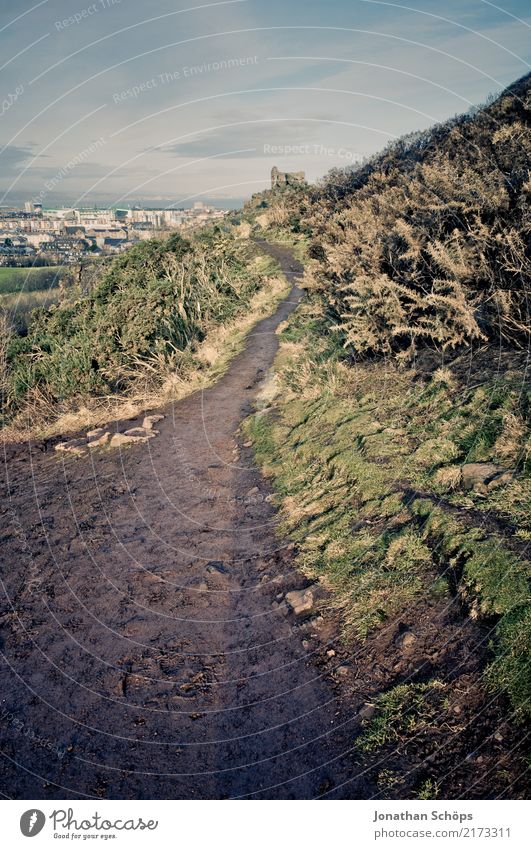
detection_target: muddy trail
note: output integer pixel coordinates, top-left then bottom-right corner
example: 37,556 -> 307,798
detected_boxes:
0,243 -> 363,800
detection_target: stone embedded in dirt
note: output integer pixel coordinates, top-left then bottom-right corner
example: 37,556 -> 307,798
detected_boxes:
246,486 -> 260,496
399,631 -> 417,649
110,433 -> 149,448
55,437 -> 88,454
461,462 -> 507,491
87,431 -> 111,448
143,414 -> 165,430
205,561 -> 229,575
327,649 -> 336,658
358,703 -> 377,722
285,587 -> 315,617
243,441 -> 253,448
336,665 -> 349,676
124,427 -> 156,439
87,428 -> 106,440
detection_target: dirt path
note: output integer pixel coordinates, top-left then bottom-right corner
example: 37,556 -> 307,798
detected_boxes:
0,243 -> 360,800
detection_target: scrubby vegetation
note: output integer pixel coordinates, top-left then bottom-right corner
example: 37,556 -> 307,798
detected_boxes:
242,72 -> 530,780
245,73 -> 530,356
0,228 -> 283,430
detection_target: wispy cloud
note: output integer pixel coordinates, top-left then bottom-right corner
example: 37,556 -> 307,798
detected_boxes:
0,0 -> 529,202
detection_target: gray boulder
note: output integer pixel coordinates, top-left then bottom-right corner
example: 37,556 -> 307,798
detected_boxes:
87,431 -> 111,448
124,427 -> 156,439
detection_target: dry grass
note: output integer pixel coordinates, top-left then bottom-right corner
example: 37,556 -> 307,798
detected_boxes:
433,465 -> 462,491
493,412 -> 529,465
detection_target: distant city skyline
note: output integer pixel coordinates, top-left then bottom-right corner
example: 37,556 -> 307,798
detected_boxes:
0,195 -> 244,210
0,196 -> 229,270
1,0 -> 530,206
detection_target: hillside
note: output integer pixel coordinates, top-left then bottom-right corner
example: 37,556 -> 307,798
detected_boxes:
0,228 -> 286,435
238,74 -> 530,797
246,72 -> 530,357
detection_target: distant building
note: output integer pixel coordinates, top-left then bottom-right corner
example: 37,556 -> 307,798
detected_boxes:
0,203 -> 229,267
271,166 -> 306,190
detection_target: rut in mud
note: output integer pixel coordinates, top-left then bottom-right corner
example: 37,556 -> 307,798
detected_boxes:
0,243 -> 360,800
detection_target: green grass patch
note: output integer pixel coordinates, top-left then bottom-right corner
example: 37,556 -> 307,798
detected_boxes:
486,606 -> 531,721
0,265 -> 65,294
356,681 -> 448,752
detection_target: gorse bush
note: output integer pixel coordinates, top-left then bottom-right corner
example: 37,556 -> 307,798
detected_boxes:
250,73 -> 531,357
2,228 -> 273,417
315,147 -> 528,356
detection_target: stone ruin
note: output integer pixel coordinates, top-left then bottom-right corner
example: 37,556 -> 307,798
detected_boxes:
271,166 -> 306,190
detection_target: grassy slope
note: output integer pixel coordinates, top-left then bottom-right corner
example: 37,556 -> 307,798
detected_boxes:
0,265 -> 65,293
240,75 -> 530,797
244,302 -> 529,797
0,266 -> 68,330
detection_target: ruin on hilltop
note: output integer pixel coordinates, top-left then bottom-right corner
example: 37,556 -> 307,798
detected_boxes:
271,166 -> 306,189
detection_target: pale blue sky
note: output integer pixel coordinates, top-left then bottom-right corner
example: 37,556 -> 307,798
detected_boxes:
0,0 -> 529,206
